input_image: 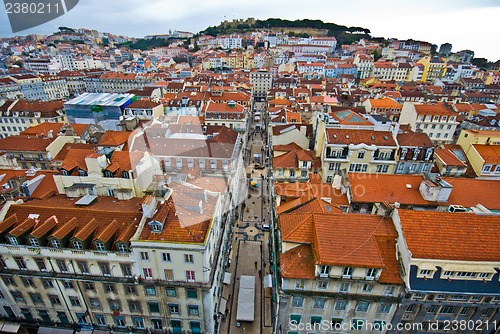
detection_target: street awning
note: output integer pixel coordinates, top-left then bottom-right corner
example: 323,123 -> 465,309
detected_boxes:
223,272 -> 232,285
0,323 -> 20,333
264,274 -> 273,288
37,327 -> 74,334
218,297 -> 227,314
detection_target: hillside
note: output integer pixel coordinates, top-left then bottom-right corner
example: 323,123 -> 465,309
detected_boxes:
199,18 -> 372,44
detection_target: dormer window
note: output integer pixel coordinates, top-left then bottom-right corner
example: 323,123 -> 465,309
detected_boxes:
61,170 -> 69,176
148,221 -> 163,233
8,236 -> 18,245
342,267 -> 352,278
104,170 -> 114,178
95,242 -> 105,251
117,243 -> 128,252
51,239 -> 61,248
29,238 -> 40,247
319,265 -> 330,277
122,171 -> 129,179
73,241 -> 83,249
79,170 -> 87,177
366,268 -> 377,280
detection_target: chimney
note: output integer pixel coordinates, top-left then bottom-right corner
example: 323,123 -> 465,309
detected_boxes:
47,130 -> 53,138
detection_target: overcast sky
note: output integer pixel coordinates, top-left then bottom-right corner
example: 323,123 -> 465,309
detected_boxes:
0,0 -> 498,61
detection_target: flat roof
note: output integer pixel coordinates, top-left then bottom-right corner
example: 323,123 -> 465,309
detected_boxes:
65,92 -> 135,107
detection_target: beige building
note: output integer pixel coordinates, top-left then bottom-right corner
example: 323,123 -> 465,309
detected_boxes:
321,128 -> 398,182
399,102 -> 459,144
54,149 -> 162,199
123,99 -> 164,120
0,99 -> 67,138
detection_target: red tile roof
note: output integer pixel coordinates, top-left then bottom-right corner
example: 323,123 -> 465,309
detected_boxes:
98,131 -> 131,147
472,144 -> 500,164
434,148 -> 466,166
326,128 -> 397,146
397,209 -> 500,261
280,244 -> 316,279
414,103 -> 457,116
0,136 -> 55,152
348,173 -> 432,206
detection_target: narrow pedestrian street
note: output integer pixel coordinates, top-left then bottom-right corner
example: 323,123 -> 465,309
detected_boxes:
219,102 -> 273,334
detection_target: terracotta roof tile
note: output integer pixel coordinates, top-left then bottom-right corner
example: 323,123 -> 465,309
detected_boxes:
444,178 -> 500,210
348,173 -> 431,206
376,236 -> 403,285
95,219 -> 118,243
312,214 -> 396,268
398,209 -> 500,261
98,131 -> 131,147
434,148 -> 466,166
280,244 -> 316,279
472,144 -> 500,164
30,215 -> 59,238
326,128 -> 397,146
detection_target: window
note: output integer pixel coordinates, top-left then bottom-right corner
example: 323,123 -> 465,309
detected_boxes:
169,304 -> 179,314
405,304 -> 416,313
128,301 -> 141,312
290,314 -> 301,325
186,270 -> 195,282
99,262 -> 112,276
104,284 -> 116,293
317,281 -> 328,289
165,269 -> 174,280
377,303 -> 391,313
145,287 -> 156,296
51,239 -> 61,248
366,268 -> 377,280
356,301 -> 370,312
143,268 -> 153,279
63,280 -> 73,289
313,298 -> 326,309
152,318 -> 162,330
29,238 -> 40,247
186,289 -> 198,299
440,306 -> 457,314
319,265 -> 330,276
384,286 -> 395,295
362,283 -> 373,292
339,282 -> 350,292
42,279 -> 53,288
311,316 -> 322,325
23,278 -> 35,287
78,261 -> 89,274
148,302 -> 160,313
14,257 -> 27,270
125,285 -> 136,294
30,293 -> 43,304
121,264 -> 132,277
85,282 -> 95,291
49,294 -> 61,305
70,297 -> 81,307
117,243 -> 128,252
342,267 -> 353,278
140,252 -> 149,260
89,298 -> 101,309
295,280 -> 305,290
335,299 -> 347,310
162,253 -> 172,262
115,316 -> 125,327
460,307 -> 471,316
419,269 -> 432,276
456,272 -> 477,278
188,305 -> 199,316
95,242 -> 105,251
8,236 -> 18,245
166,288 -> 177,297
185,254 -> 194,263
73,241 -> 83,249
478,273 -> 491,279
95,314 -> 106,326
291,296 -> 303,308
133,317 -> 145,329
56,260 -> 68,272
358,151 -> 365,159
